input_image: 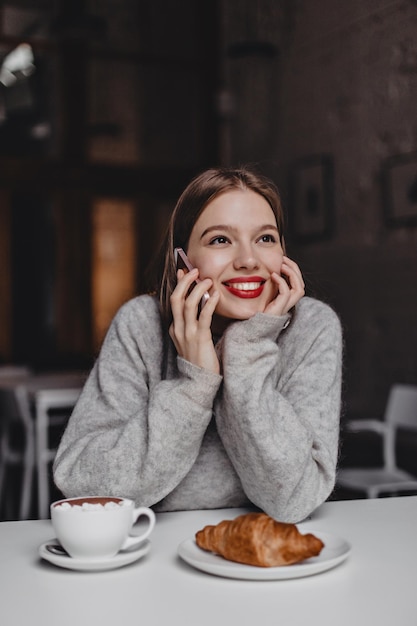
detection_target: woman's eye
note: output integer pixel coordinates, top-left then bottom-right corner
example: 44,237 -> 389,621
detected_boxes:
209,236 -> 229,245
258,234 -> 277,243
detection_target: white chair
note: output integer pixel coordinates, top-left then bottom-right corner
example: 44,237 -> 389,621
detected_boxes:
0,384 -> 35,520
338,384 -> 417,498
34,387 -> 81,519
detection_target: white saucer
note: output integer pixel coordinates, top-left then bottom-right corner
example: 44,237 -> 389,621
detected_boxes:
178,531 -> 351,580
39,539 -> 151,572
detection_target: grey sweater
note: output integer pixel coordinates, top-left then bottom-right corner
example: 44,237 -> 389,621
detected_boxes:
53,294 -> 343,523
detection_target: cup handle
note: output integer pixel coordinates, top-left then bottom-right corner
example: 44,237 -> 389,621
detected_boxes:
121,507 -> 156,551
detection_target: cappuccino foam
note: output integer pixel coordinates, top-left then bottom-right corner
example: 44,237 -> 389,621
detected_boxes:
55,500 -> 130,512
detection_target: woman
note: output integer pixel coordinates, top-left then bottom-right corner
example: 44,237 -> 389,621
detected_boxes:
53,166 -> 343,523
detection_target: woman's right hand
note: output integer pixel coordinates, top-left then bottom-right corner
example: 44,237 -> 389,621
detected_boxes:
169,269 -> 221,375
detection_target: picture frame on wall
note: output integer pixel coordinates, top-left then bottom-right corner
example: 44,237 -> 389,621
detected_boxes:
288,154 -> 334,243
382,151 -> 417,226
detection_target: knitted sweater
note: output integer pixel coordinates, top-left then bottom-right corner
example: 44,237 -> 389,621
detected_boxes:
53,294 -> 343,523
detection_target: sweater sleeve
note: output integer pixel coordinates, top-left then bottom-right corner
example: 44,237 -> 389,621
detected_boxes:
53,297 -> 222,506
214,298 -> 343,523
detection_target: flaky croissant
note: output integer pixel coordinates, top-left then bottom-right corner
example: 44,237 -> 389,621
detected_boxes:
195,512 -> 324,567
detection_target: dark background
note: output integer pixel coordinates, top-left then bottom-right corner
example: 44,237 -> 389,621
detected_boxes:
1,0 -> 417,493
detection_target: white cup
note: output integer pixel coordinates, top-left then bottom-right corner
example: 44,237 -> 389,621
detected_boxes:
50,496 -> 155,560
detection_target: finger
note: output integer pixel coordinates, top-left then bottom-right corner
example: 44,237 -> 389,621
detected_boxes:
170,268 -> 199,321
175,268 -> 199,298
271,272 -> 291,296
182,278 -> 214,323
282,256 -> 302,280
281,263 -> 305,292
170,270 -> 192,337
268,273 -> 291,305
278,264 -> 305,310
282,255 -> 301,270
265,273 -> 298,316
198,289 -> 220,327
271,271 -> 290,294
282,256 -> 304,286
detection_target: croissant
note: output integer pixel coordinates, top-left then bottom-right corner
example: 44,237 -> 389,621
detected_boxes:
195,512 -> 324,567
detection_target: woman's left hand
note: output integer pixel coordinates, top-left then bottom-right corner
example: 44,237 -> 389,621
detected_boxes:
264,256 -> 305,317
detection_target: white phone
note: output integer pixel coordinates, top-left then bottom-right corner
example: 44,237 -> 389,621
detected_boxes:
174,247 -> 210,314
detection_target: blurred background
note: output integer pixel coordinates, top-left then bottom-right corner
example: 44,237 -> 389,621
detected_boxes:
0,0 -> 417,516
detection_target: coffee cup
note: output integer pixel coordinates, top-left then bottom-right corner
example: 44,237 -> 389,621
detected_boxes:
50,496 -> 155,560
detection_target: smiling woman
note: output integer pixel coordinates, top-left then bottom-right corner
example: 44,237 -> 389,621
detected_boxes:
185,189 -> 286,328
53,166 -> 343,524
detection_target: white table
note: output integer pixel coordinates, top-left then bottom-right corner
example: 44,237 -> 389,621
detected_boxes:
0,496 -> 416,625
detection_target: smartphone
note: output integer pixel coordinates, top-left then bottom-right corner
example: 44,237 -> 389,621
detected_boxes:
174,247 -> 210,314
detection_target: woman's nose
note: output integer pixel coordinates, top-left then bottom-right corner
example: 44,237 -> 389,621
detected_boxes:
233,245 -> 259,270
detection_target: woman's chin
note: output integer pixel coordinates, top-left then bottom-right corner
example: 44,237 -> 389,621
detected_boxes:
213,301 -> 266,327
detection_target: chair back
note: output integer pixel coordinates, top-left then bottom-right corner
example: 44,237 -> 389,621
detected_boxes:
34,386 -> 82,519
0,368 -> 32,427
0,386 -> 17,416
0,385 -> 32,431
385,384 -> 417,429
383,384 -> 417,471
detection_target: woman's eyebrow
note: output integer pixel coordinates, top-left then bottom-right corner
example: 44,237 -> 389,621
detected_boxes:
257,224 -> 279,233
200,223 -> 279,239
200,225 -> 232,239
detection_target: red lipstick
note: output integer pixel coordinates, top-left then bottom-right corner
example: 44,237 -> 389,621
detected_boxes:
223,276 -> 266,299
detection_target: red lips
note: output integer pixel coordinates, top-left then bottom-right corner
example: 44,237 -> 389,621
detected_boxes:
223,276 -> 266,299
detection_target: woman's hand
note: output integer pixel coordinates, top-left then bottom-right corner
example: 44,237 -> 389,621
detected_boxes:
264,256 -> 305,317
169,269 -> 221,374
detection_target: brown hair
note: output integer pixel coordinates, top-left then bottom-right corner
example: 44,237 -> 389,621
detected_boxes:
148,165 -> 286,325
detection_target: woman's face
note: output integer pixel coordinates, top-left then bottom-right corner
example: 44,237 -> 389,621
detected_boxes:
186,188 -> 284,323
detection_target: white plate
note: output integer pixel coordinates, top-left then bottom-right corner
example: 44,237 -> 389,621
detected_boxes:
178,531 -> 351,580
39,539 -> 151,572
